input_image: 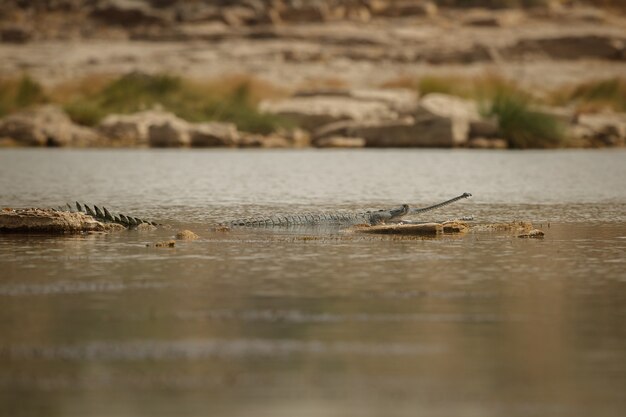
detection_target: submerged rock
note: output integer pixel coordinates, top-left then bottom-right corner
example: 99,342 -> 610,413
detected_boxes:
175,230 -> 199,240
148,240 -> 176,248
353,222 -> 443,236
518,229 -> 545,238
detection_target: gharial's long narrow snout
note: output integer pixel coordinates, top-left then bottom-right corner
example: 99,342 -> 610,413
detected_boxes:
409,192 -> 472,215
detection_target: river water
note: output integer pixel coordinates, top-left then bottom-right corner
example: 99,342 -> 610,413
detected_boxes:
1,149 -> 625,417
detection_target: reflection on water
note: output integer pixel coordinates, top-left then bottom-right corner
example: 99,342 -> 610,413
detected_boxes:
1,149 -> 625,417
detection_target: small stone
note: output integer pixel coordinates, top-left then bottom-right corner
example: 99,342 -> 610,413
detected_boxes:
314,136 -> 365,148
518,229 -> 545,238
442,221 -> 469,234
176,230 -> 199,240
149,240 -> 176,248
353,223 -> 443,236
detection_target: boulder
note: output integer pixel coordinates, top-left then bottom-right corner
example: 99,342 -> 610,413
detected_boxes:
573,113 -> 626,147
353,222 -> 443,236
417,93 -> 481,122
293,88 -> 418,114
314,136 -> 366,148
259,95 -> 399,131
0,208 -> 114,234
98,110 -> 183,145
360,117 -> 467,147
414,93 -> 482,146
221,5 -> 260,26
371,0 -> 438,17
313,115 -> 468,148
506,35 -> 626,61
468,137 -> 508,149
275,3 -> 330,23
349,88 -> 418,114
175,230 -> 199,240
469,119 -> 499,138
0,105 -> 100,147
189,122 -> 239,147
148,117 -> 191,147
0,24 -> 32,43
90,0 -> 172,26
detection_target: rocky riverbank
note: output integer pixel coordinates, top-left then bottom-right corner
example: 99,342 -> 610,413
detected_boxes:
1,1 -> 625,148
1,87 -> 624,149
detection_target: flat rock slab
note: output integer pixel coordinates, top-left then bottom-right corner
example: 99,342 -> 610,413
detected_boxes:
353,222 -> 444,236
0,208 -> 124,234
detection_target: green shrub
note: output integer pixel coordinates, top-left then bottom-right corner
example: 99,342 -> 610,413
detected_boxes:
488,90 -> 565,149
0,75 -> 47,116
64,72 -> 287,134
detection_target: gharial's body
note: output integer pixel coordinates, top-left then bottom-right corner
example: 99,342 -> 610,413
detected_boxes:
225,193 -> 472,227
56,193 -> 472,229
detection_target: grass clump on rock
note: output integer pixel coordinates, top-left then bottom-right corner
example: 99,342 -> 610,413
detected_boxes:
551,77 -> 626,113
62,72 -> 289,134
0,75 -> 47,116
383,74 -> 566,148
487,88 -> 565,149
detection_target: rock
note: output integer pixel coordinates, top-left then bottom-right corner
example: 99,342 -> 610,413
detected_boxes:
0,208 -> 107,234
98,110 -> 156,144
91,0 -> 172,26
353,222 -> 443,236
175,230 -> 199,240
0,24 -> 32,43
418,93 -> 481,122
468,137 -> 508,149
462,9 -> 523,27
372,0 -> 438,17
0,105 -> 101,147
314,136 -> 366,148
259,95 -> 398,131
349,88 -> 419,114
478,222 -> 535,233
294,88 -> 418,115
189,122 -> 239,147
518,229 -> 545,238
506,35 -> 626,61
259,135 -> 292,148
314,115 -> 467,148
573,113 -> 626,147
221,5 -> 260,26
469,119 -> 499,138
148,118 -> 191,147
148,240 -> 176,247
98,110 -> 184,146
442,221 -> 469,234
414,93 -> 482,146
277,128 -> 311,148
135,223 -> 157,231
0,137 -> 19,147
275,3 -> 330,23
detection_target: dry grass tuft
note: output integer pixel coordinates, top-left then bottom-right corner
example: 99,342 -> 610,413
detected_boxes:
550,77 -> 626,113
0,75 -> 48,116
55,72 -> 290,133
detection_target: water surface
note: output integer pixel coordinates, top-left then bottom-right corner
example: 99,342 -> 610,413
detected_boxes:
1,149 -> 625,417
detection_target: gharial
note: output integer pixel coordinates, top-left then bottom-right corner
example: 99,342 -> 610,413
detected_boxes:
55,193 -> 472,229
